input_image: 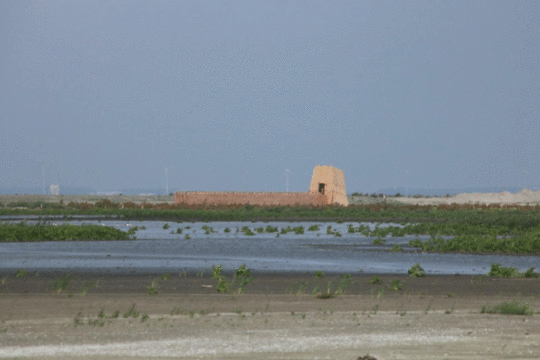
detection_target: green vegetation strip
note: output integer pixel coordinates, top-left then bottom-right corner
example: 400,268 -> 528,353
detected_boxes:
3,202 -> 540,254
0,223 -> 130,242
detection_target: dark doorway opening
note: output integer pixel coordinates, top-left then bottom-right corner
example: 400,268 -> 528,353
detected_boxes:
318,183 -> 325,195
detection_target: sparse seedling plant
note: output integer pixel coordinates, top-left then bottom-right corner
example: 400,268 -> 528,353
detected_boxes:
308,225 -> 320,231
50,273 -> 72,293
123,303 -> 140,318
388,279 -> 402,291
315,270 -> 325,279
15,269 -> 29,278
80,280 -> 98,296
146,280 -> 159,295
160,273 -> 171,281
370,275 -> 382,285
163,223 -> 170,230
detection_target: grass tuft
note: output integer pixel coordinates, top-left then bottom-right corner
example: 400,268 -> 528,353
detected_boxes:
481,300 -> 533,315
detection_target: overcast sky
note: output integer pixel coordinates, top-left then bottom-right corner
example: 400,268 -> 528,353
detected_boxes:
1,1 -> 539,194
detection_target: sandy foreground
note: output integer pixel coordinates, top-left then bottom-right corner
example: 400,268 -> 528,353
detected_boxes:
1,275 -> 540,359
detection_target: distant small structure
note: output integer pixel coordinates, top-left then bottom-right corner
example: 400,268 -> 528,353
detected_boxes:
174,165 -> 348,206
309,165 -> 348,206
49,184 -> 59,196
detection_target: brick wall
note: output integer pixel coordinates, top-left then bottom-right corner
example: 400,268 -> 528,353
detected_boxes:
174,191 -> 328,206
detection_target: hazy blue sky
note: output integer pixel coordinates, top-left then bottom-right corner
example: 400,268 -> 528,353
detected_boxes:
1,1 -> 539,194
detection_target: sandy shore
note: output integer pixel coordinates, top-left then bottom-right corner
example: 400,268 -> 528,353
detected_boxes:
1,274 -> 539,359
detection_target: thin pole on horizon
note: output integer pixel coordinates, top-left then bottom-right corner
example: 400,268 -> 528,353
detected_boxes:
405,170 -> 409,196
165,167 -> 169,195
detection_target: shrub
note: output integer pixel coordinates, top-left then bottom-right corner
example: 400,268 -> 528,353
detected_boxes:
408,263 -> 426,277
488,263 -> 538,278
481,300 -> 533,315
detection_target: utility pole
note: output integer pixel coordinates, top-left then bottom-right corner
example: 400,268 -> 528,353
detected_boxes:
165,167 -> 169,195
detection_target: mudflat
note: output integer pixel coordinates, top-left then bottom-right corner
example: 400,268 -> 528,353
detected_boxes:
1,273 -> 539,359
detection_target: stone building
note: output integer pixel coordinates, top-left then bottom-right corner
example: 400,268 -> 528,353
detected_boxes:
308,165 -> 348,206
174,165 -> 348,206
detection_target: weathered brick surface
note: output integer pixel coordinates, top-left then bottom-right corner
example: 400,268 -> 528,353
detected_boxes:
174,191 -> 327,206
308,165 -> 348,206
173,165 -> 348,206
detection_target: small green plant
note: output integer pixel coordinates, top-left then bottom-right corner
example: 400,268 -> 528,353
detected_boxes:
265,225 -> 278,233
80,280 -> 98,296
224,227 -> 231,233
74,311 -> 84,326
280,226 -> 292,234
50,273 -> 73,293
481,300 -> 533,315
242,226 -> 255,236
98,308 -> 105,318
423,301 -> 432,315
185,234 -> 191,240
176,228 -> 183,234
448,292 -> 455,298
146,280 -> 159,295
408,263 -> 426,277
234,264 -> 253,294
123,303 -> 140,318
308,225 -> 320,231
141,313 -> 149,322
326,226 -> 333,235
293,226 -> 304,234
372,237 -> 386,245
369,275 -> 382,285
163,223 -> 170,230
110,310 -> 120,318
296,282 -> 309,296
314,270 -> 325,279
336,274 -> 353,294
255,227 -> 264,234
391,244 -> 403,252
170,304 -> 186,315
388,279 -> 402,291
316,281 -> 336,299
445,303 -> 456,314
15,269 -> 29,278
160,273 -> 171,281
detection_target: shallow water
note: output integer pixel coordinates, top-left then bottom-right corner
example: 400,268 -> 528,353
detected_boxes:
0,220 -> 538,275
